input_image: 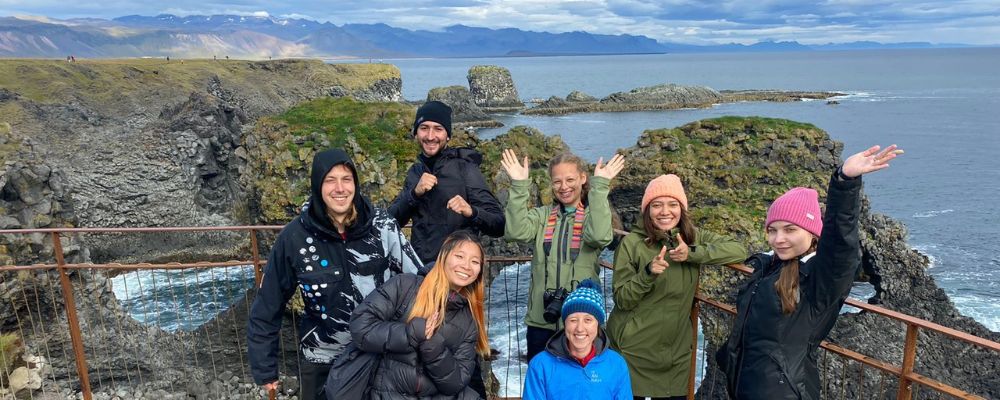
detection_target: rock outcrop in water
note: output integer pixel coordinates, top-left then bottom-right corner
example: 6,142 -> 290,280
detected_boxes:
467,65 -> 525,112
525,85 -> 843,116
426,85 -> 503,129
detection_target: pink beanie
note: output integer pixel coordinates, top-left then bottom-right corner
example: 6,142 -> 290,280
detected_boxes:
765,187 -> 823,237
641,174 -> 688,211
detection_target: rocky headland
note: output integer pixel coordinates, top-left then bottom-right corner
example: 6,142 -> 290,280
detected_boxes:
0,60 -> 995,399
524,85 -> 843,115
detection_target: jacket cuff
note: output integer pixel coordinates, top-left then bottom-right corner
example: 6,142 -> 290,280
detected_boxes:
407,318 -> 427,347
589,176 -> 611,192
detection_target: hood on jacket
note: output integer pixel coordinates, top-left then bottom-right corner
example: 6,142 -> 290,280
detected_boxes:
303,148 -> 373,240
543,326 -> 611,360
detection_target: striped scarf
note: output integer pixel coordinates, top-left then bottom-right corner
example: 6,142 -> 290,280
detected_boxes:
543,203 -> 586,263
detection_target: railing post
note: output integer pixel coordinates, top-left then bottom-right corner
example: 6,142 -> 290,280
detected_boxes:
250,228 -> 263,286
52,232 -> 92,400
897,323 -> 919,400
688,300 -> 700,400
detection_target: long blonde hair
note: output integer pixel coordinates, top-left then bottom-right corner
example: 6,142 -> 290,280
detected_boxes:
407,231 -> 490,356
774,238 -> 818,314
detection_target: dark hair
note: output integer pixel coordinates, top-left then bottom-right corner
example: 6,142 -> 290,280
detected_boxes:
547,152 -> 590,206
642,201 -> 696,246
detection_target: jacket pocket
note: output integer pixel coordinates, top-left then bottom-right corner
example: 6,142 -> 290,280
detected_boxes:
297,268 -> 346,312
767,353 -> 802,399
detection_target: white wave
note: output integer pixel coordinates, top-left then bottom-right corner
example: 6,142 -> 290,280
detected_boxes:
110,266 -> 257,332
948,293 -> 1000,332
913,209 -> 955,218
912,245 -> 939,268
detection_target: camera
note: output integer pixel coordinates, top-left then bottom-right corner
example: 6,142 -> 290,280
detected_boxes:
542,287 -> 569,323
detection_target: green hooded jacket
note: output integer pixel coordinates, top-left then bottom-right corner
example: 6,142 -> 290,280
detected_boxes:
504,176 -> 614,330
607,223 -> 746,397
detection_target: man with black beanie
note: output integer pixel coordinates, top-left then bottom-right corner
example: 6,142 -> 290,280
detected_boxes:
389,100 -> 505,264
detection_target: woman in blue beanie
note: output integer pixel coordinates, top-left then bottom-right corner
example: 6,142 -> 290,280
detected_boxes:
522,279 -> 632,400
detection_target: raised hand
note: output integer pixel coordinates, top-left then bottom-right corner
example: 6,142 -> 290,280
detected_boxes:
424,311 -> 440,340
594,154 -> 626,180
668,233 -> 689,262
447,195 -> 473,218
414,172 -> 438,197
841,144 -> 904,178
650,245 -> 670,275
500,149 -> 530,181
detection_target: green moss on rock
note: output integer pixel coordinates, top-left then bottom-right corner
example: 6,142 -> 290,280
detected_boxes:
244,97 -> 418,222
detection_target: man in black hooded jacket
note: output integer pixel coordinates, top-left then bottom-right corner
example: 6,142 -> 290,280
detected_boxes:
248,148 -> 423,400
389,101 -> 505,264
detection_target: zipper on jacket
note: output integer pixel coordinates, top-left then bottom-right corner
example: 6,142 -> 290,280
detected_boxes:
733,274 -> 763,396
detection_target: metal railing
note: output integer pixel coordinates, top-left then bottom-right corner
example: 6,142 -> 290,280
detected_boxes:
0,226 -> 997,400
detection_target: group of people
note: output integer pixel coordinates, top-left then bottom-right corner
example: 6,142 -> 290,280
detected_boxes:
246,100 -> 903,400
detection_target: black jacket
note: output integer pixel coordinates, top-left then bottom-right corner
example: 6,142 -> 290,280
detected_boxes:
717,172 -> 863,399
247,149 -> 423,385
389,147 -> 504,263
349,273 -> 482,400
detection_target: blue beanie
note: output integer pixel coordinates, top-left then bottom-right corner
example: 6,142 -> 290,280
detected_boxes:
561,279 -> 606,325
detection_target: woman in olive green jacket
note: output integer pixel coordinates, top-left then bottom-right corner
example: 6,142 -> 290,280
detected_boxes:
607,174 -> 746,399
501,149 -> 626,361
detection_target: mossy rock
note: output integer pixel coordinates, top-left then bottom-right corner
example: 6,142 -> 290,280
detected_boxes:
0,332 -> 23,375
244,97 -> 418,223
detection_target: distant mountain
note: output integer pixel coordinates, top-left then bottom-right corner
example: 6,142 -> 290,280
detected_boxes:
0,14 -> 983,59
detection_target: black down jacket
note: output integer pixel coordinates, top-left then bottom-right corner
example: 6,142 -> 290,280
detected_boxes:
389,147 -> 504,264
717,171 -> 862,399
349,273 -> 482,400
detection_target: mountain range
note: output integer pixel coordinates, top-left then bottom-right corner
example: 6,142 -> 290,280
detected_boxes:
0,14 -> 979,59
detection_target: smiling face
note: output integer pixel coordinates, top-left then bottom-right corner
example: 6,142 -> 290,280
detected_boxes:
766,221 -> 816,260
564,312 -> 598,356
443,240 -> 483,290
551,162 -> 587,207
415,121 -> 448,157
647,196 -> 682,232
321,164 -> 355,222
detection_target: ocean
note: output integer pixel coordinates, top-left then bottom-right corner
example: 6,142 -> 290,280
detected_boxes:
386,48 -> 1000,334
110,48 -> 1000,396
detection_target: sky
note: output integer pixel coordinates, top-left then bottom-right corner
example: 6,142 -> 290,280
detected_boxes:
2,0 -> 999,45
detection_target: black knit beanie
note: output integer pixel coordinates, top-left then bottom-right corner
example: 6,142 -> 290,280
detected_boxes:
412,101 -> 453,138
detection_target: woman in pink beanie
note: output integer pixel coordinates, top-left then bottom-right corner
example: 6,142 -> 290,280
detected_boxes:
717,144 -> 903,399
607,174 -> 747,399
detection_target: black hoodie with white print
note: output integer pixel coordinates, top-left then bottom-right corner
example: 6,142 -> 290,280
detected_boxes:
248,148 -> 423,385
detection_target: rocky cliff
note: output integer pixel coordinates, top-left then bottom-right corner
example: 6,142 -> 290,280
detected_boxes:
0,59 -> 401,263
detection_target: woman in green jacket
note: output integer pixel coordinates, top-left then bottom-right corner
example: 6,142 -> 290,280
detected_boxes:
501,149 -> 626,361
607,174 -> 747,400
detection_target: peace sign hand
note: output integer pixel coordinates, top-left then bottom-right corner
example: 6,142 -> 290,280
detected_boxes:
594,154 -> 626,180
841,144 -> 904,178
501,149 -> 530,181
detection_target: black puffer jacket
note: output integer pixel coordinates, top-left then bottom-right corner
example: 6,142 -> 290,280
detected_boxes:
389,147 -> 504,263
247,149 -> 423,385
350,273 -> 482,400
717,172 -> 862,399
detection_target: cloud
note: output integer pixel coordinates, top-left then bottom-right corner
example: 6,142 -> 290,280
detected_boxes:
1,0 -> 997,45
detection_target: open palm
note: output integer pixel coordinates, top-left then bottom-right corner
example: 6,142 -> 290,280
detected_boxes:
842,144 -> 904,178
501,149 -> 530,181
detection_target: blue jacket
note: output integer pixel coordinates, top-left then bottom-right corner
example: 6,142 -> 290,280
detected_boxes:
523,328 -> 632,400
